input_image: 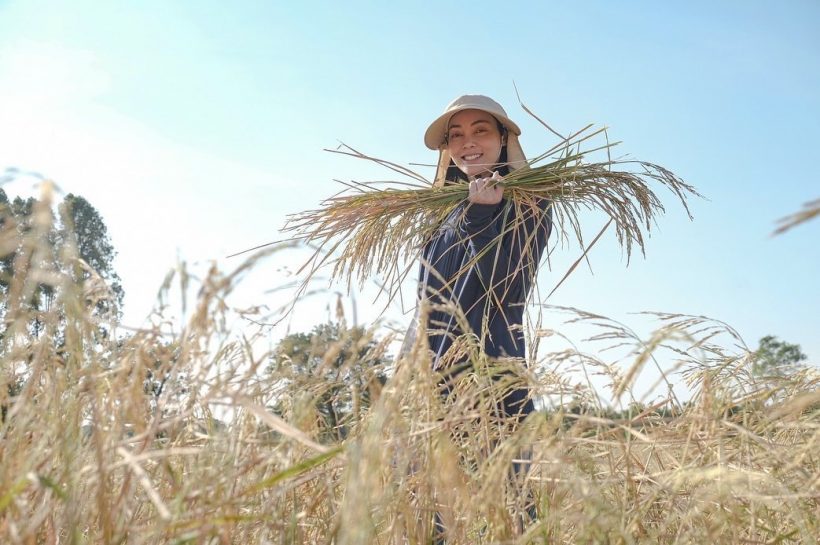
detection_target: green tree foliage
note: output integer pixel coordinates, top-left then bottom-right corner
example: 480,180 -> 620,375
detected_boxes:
0,189 -> 12,295
752,335 -> 808,377
269,322 -> 389,442
1,188 -> 125,421
1,189 -> 56,338
0,188 -> 124,337
58,193 -> 124,313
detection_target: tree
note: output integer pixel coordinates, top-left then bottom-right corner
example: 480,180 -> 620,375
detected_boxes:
58,193 -> 124,314
1,187 -> 126,433
1,189 -> 55,338
269,322 -> 389,441
0,189 -> 13,302
752,335 -> 808,377
0,188 -> 124,340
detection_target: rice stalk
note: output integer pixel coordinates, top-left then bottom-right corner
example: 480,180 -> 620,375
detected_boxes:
773,198 -> 820,235
3,185 -> 818,544
283,123 -> 700,305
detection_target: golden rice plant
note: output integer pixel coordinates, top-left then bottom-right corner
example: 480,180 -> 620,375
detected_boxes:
3,187 -> 818,544
283,124 -> 701,298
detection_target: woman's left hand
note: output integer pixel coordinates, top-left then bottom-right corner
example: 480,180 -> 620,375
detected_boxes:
468,171 -> 504,205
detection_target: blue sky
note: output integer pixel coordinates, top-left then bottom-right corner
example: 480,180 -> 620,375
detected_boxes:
1,0 -> 818,395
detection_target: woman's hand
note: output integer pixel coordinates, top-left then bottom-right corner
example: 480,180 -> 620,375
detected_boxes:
468,171 -> 504,205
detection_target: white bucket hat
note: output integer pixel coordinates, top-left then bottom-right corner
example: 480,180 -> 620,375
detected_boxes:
424,94 -> 528,187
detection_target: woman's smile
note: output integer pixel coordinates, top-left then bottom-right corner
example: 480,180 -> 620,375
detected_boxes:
461,152 -> 485,166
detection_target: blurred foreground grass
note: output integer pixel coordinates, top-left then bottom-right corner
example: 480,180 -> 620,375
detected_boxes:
1,189 -> 818,544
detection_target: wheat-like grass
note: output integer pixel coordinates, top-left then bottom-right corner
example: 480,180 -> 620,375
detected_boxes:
774,198 -> 820,235
283,124 -> 700,302
3,177 -> 818,544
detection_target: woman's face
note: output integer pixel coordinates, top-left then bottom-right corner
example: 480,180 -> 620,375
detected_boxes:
446,109 -> 504,179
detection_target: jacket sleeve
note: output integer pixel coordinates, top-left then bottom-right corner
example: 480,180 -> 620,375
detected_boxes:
460,196 -> 553,307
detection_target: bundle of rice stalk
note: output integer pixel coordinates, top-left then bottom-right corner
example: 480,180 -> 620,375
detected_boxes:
283,124 -> 700,299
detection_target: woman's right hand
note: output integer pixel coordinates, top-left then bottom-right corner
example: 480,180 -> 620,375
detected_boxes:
468,171 -> 504,205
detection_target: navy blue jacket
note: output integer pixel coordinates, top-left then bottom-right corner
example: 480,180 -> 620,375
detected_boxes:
418,196 -> 553,369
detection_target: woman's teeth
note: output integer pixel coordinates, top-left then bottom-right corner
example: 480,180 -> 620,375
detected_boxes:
463,153 -> 481,161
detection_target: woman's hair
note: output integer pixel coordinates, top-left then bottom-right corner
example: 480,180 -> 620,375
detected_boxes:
444,117 -> 511,184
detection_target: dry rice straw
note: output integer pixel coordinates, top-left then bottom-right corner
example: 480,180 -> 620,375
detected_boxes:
283,123 -> 700,304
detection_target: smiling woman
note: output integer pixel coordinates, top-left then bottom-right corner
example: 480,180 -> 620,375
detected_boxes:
413,94 -> 552,373
409,94 -> 553,539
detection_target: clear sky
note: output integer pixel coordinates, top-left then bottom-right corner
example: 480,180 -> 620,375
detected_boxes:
1,1 -> 818,394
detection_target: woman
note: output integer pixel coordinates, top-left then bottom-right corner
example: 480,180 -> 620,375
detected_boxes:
407,95 -> 552,541
412,94 -> 553,422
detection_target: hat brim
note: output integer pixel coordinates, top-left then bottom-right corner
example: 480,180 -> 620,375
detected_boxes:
424,105 -> 522,151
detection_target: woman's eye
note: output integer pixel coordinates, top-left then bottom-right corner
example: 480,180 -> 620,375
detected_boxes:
448,132 -> 462,140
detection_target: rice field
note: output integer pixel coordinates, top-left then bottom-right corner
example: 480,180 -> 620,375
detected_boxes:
1,190 -> 818,545
0,173 -> 818,545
